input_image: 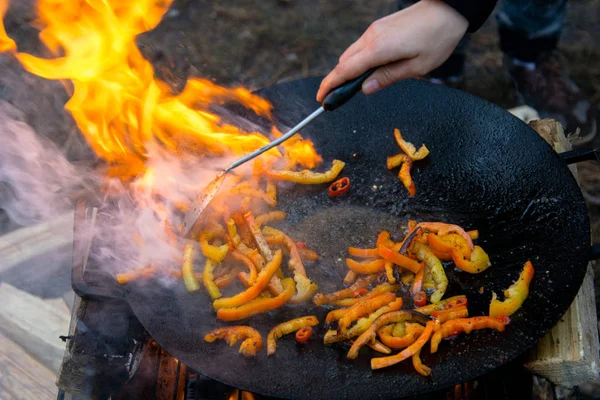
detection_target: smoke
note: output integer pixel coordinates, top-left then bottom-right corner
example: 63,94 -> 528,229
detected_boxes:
0,101 -> 86,226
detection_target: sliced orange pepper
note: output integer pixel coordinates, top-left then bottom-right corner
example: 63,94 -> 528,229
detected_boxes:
431,306 -> 469,323
377,244 -> 422,273
348,247 -> 380,258
347,310 -> 416,359
312,275 -> 375,306
323,298 -> 404,345
338,293 -> 397,333
204,326 -> 262,357
451,246 -> 491,274
213,250 -> 283,309
393,128 -> 430,160
230,250 -> 258,286
329,284 -> 398,307
489,261 -> 534,318
398,155 -> 416,196
377,323 -> 425,349
345,258 -> 386,274
371,320 -> 436,369
417,222 -> 474,251
344,270 -> 358,285
199,226 -> 229,263
384,261 -> 396,284
368,339 -> 392,354
412,348 -> 431,376
430,316 -> 509,353
214,267 -> 239,289
116,265 -> 158,285
427,233 -> 471,259
411,262 -> 424,295
326,308 -> 349,324
217,278 -> 295,321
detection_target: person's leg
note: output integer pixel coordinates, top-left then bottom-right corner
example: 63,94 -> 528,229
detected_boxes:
397,0 -> 468,88
498,0 -> 597,144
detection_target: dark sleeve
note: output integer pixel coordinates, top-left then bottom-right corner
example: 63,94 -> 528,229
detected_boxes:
442,0 -> 498,32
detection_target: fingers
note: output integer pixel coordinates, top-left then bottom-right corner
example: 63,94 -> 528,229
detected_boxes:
339,37 -> 365,64
362,57 -> 422,95
317,51 -> 375,102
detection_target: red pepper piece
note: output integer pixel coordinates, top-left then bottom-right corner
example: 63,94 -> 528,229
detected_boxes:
295,327 -> 313,343
328,177 -> 350,197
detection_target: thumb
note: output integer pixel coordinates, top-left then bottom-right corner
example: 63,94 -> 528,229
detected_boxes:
362,58 -> 422,95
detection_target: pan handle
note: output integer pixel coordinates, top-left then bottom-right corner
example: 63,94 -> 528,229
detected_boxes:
559,148 -> 600,165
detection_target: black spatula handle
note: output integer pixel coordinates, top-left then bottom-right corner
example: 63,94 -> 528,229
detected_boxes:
322,68 -> 376,111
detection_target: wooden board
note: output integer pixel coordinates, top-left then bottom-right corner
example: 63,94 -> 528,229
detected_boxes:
524,119 -> 600,387
0,283 -> 70,374
0,332 -> 57,400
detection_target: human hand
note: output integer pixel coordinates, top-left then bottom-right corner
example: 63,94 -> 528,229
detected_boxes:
316,0 -> 468,101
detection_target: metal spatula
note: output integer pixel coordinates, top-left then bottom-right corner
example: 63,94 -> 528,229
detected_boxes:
181,68 -> 375,238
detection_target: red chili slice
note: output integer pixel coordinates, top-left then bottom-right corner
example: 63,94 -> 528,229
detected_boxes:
414,290 -> 427,307
295,242 -> 307,249
328,177 -> 350,197
295,327 -> 313,343
353,288 -> 369,298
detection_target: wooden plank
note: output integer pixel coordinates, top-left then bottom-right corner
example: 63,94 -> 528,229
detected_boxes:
0,332 -> 57,400
0,212 -> 73,273
524,119 -> 600,387
0,283 -> 70,374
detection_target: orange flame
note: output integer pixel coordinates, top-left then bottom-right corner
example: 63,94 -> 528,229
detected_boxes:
0,0 -> 321,179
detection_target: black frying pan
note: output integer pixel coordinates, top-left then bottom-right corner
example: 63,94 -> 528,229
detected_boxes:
124,78 -> 596,399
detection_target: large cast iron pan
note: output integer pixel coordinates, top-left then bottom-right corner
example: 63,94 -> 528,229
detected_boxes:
121,78 -> 596,399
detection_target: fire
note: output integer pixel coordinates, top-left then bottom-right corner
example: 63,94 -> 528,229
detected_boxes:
0,0 -> 321,180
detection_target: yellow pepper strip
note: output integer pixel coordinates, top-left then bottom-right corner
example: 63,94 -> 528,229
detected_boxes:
386,153 -> 406,170
200,227 -> 229,263
392,322 -> 406,337
368,339 -> 392,354
266,180 -> 277,203
451,246 -> 491,274
204,326 -> 262,357
323,298 -> 404,344
216,278 -> 295,321
228,185 -> 276,207
338,293 -> 397,333
203,259 -> 222,299
415,295 -> 467,315
489,261 -> 534,318
467,230 -> 479,240
182,244 -> 200,292
244,211 -> 273,261
343,270 -> 358,285
347,310 -> 417,359
413,243 -> 448,303
371,321 -> 436,370
227,218 -> 283,294
393,128 -> 430,160
384,261 -> 396,284
328,284 -> 398,307
255,210 -> 287,227
430,316 -> 509,353
312,275 -> 375,306
345,258 -> 386,274
263,159 -> 345,184
412,348 -> 431,376
267,316 -> 319,355
116,265 -> 158,285
213,250 -> 283,309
